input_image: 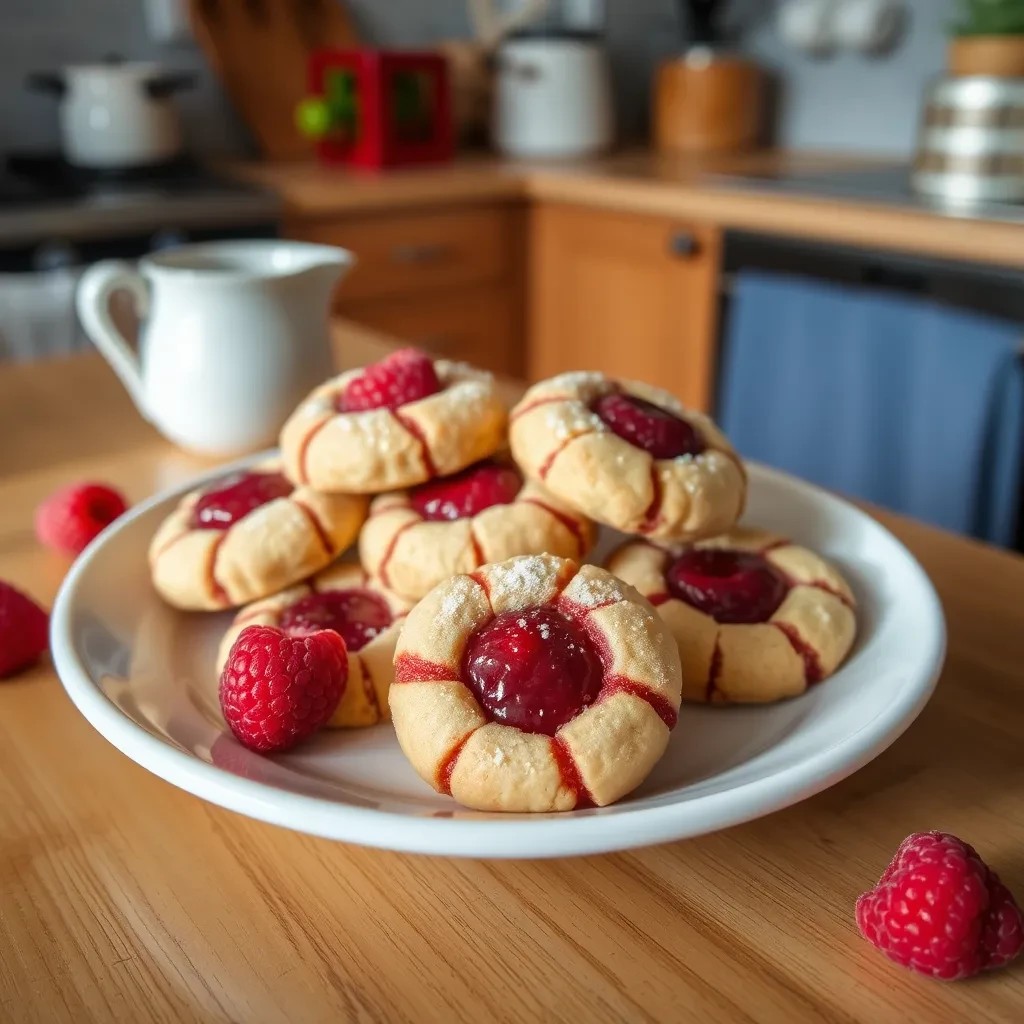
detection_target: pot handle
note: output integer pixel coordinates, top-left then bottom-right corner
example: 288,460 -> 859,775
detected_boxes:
144,72 -> 198,99
26,71 -> 66,97
76,261 -> 149,413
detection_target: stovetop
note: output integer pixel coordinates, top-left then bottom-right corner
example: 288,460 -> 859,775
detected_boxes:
708,165 -> 1024,226
0,153 -> 282,246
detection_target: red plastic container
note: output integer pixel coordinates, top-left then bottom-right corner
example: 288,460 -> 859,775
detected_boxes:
305,49 -> 454,170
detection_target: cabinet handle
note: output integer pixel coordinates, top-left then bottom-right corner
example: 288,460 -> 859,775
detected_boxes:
391,243 -> 456,265
669,232 -> 700,258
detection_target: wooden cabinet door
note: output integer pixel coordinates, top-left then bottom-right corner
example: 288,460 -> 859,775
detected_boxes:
528,203 -> 722,412
342,283 -> 522,378
288,204 -> 518,305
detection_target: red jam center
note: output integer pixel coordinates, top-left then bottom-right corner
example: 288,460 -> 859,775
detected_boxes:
191,471 -> 293,530
593,392 -> 705,459
666,548 -> 789,624
461,606 -> 603,736
279,588 -> 392,652
410,460 -> 523,521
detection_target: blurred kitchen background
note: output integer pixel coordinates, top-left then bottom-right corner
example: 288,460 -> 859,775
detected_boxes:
1,0 -> 1022,550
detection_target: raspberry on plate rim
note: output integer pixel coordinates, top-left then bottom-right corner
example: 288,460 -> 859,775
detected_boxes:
219,624 -> 349,753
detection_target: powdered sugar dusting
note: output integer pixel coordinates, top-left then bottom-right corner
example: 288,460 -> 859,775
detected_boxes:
544,402 -> 604,441
484,554 -> 563,608
326,408 -> 410,456
566,568 -> 625,609
440,574 -> 482,619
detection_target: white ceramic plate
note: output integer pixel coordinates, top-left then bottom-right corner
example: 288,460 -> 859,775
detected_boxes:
52,459 -> 945,859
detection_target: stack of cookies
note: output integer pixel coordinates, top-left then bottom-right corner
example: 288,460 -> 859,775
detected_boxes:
147,347 -> 857,814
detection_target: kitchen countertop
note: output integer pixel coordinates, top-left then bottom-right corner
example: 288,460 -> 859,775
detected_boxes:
235,150 -> 1024,271
3,322 -> 1024,1022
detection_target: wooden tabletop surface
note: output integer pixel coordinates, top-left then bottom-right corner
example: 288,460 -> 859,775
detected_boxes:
2,325 -> 1024,1023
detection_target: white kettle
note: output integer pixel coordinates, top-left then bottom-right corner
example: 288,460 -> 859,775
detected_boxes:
494,34 -> 613,159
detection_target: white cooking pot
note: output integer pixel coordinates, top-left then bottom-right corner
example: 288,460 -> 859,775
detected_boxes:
28,59 -> 195,169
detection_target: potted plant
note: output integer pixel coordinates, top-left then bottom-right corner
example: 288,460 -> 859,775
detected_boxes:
949,0 -> 1024,77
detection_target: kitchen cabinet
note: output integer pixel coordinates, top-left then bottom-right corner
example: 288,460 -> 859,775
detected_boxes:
528,203 -> 723,412
286,202 -> 524,375
342,283 -> 522,377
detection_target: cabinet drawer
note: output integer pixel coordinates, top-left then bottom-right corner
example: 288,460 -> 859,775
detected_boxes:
343,283 -> 522,378
289,205 -> 516,305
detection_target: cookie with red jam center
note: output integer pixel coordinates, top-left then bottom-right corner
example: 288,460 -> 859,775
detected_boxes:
150,461 -> 367,611
389,553 -> 682,812
510,372 -> 746,543
280,350 -> 507,495
218,562 -> 411,728
359,459 -> 594,601
607,527 -> 857,704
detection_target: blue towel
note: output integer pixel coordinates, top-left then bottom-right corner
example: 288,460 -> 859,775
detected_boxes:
718,271 -> 1024,545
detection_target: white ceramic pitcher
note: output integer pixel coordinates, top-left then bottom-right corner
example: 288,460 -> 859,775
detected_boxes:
76,240 -> 353,454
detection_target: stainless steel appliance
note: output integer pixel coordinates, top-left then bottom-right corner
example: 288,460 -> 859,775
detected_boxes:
708,164 -> 1024,224
0,157 -> 280,362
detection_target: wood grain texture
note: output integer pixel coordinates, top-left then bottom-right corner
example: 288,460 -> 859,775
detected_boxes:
288,203 -> 520,305
234,150 -> 1024,270
528,202 -> 721,411
654,57 -> 763,154
188,0 -> 357,161
3,323 -> 1024,1023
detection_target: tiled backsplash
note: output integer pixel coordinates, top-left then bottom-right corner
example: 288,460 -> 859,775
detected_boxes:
0,0 -> 953,159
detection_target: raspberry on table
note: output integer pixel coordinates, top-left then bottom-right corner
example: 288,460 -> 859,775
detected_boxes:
0,580 -> 49,678
856,830 -> 1024,980
35,482 -> 128,556
219,624 -> 348,753
338,347 -> 441,412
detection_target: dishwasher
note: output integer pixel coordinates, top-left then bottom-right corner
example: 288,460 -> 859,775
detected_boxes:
717,231 -> 1024,550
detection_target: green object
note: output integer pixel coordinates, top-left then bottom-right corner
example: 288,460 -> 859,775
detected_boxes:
296,97 -> 332,139
296,71 -> 360,142
952,0 -> 1024,37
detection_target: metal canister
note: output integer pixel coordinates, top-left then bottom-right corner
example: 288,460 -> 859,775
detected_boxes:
912,76 -> 1024,204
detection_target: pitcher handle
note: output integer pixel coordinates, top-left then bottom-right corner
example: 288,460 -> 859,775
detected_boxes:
76,260 -> 149,411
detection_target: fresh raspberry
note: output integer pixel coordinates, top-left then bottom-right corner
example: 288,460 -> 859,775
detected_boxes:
0,581 -> 49,678
856,831 -> 1024,980
593,392 -> 705,459
410,460 -> 523,521
35,482 -> 128,555
219,624 -> 348,753
461,606 -> 603,735
666,548 -> 789,624
191,471 -> 293,530
338,347 -> 441,412
279,589 -> 392,652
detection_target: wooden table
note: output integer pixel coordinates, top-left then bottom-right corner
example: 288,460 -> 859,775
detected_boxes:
2,325 -> 1024,1024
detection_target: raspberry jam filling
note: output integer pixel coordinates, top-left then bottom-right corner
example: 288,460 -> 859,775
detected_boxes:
410,460 -> 523,521
279,589 -> 392,652
336,347 -> 441,413
191,471 -> 293,530
666,548 -> 789,624
461,606 -> 603,736
593,391 -> 705,459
